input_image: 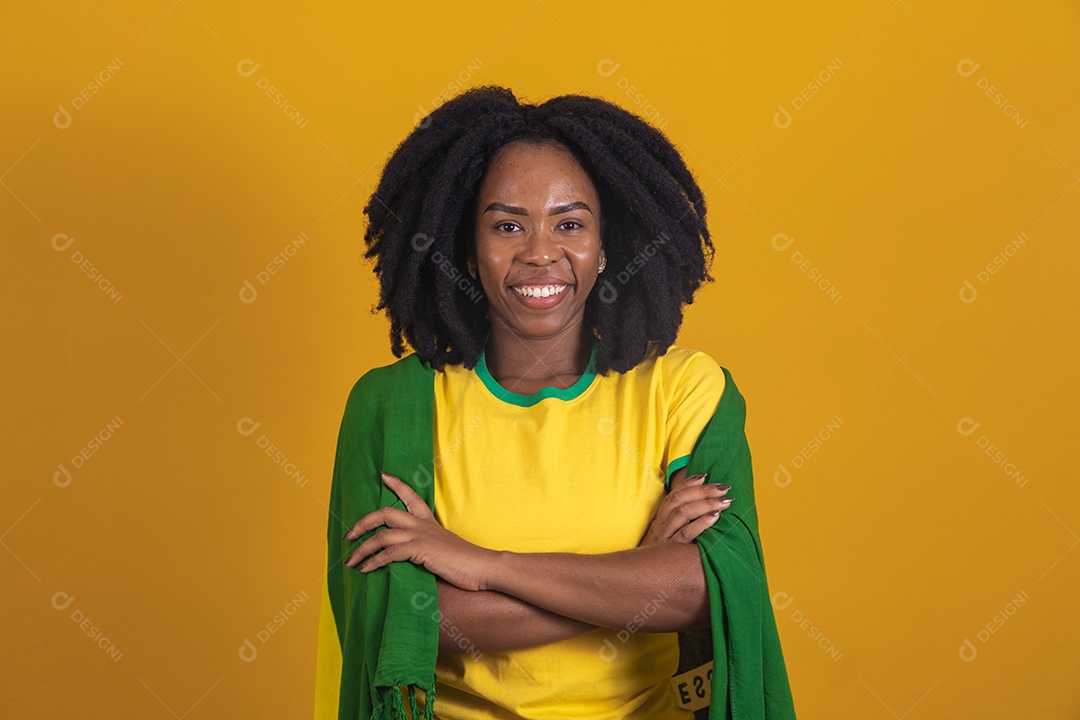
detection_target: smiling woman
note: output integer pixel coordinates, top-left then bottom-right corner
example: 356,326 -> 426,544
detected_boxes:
313,86 -> 797,720
470,140 -> 605,391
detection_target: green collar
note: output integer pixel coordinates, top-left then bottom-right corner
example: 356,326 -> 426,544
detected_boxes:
474,340 -> 598,407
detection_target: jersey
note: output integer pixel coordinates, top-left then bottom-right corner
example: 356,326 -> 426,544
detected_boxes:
424,342 -> 726,720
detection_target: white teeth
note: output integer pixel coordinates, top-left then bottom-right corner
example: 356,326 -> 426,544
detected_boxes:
512,284 -> 568,299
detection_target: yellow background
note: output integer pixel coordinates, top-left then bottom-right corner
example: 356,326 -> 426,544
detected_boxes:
4,2 -> 1078,718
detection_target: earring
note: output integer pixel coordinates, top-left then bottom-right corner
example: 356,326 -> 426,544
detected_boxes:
598,256 -> 607,273
466,261 -> 477,279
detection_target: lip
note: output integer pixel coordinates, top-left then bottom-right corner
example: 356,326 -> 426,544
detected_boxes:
509,276 -> 573,287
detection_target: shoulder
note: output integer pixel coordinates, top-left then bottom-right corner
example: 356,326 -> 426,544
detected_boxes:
652,345 -> 728,401
343,353 -> 434,415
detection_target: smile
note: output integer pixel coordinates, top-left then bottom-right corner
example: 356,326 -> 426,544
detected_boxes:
511,284 -> 569,299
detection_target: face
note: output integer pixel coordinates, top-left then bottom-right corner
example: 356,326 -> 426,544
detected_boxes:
470,140 -> 605,341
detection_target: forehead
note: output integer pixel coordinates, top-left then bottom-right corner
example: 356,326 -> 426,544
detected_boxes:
477,140 -> 598,199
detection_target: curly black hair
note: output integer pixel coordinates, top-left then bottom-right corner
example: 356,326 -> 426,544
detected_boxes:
362,85 -> 713,374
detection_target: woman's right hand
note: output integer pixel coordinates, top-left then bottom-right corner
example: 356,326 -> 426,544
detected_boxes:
637,469 -> 734,546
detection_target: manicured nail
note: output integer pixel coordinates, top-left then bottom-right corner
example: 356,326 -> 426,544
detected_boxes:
716,484 -> 731,490
709,511 -> 720,517
342,530 -> 352,540
720,497 -> 734,504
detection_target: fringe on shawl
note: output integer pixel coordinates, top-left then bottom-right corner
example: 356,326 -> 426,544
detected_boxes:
372,684 -> 435,720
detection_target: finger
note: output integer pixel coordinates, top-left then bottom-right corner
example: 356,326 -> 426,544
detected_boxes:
679,496 -> 734,522
357,539 -> 412,573
680,482 -> 729,500
344,528 -> 407,568
659,496 -> 734,542
665,472 -> 717,507
381,471 -> 435,521
651,473 -> 705,526
672,510 -> 724,543
654,479 -> 726,529
669,471 -> 707,494
343,506 -> 414,541
669,483 -> 730,516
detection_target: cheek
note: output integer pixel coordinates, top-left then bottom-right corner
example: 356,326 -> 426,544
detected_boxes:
571,245 -> 602,272
474,242 -> 510,280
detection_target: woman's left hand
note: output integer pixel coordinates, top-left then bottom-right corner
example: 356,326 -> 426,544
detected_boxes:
343,471 -> 498,592
638,469 -> 733,546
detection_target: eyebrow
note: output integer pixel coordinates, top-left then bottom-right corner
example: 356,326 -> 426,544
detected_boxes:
483,201 -> 593,216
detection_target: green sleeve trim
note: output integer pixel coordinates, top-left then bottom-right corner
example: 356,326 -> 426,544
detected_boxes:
665,454 -> 691,490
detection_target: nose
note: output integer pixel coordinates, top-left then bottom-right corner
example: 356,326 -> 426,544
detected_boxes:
519,225 -> 562,266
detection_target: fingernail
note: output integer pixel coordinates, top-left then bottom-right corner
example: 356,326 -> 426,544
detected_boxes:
720,497 -> 734,504
716,484 -> 731,490
690,473 -> 708,482
709,511 -> 720,517
342,530 -> 352,540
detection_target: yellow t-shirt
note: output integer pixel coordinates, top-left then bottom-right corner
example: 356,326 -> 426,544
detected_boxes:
427,342 -> 726,720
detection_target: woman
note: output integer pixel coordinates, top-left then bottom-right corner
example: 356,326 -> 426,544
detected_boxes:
313,86 -> 796,720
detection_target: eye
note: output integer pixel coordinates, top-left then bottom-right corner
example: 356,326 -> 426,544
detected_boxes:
494,221 -> 520,233
558,220 -> 583,231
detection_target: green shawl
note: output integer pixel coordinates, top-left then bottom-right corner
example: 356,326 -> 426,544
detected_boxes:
324,353 -> 796,719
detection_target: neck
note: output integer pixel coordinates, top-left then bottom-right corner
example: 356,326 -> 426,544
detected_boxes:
484,317 -> 593,390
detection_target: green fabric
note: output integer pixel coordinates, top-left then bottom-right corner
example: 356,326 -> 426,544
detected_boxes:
326,354 -> 796,720
327,353 -> 439,720
685,366 -> 797,719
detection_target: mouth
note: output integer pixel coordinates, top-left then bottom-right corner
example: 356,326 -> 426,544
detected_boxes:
511,284 -> 570,299
508,282 -> 572,309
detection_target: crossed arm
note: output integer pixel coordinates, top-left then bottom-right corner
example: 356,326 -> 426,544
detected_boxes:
434,542 -> 706,651
342,468 -> 735,653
